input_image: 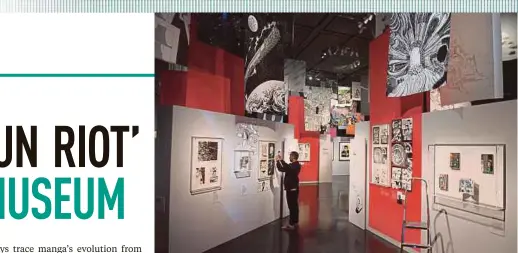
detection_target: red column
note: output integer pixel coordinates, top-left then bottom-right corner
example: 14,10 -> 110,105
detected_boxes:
367,31 -> 424,245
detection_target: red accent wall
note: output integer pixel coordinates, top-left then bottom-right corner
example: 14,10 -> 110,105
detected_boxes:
159,15 -> 245,115
159,69 -> 231,113
288,96 -> 304,139
298,132 -> 320,182
368,31 -> 425,245
288,96 -> 320,182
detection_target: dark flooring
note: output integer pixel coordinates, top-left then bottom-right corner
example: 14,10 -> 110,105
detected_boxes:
206,176 -> 399,253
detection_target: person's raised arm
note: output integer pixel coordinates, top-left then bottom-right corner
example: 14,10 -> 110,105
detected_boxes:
276,156 -> 290,172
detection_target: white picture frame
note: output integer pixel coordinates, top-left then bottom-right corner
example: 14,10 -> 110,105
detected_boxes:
298,143 -> 311,162
431,144 -> 505,221
234,150 -> 252,179
190,137 -> 223,195
371,124 -> 391,187
338,142 -> 351,161
258,140 -> 276,181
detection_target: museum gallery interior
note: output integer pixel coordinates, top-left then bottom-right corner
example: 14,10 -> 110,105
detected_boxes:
154,13 -> 517,253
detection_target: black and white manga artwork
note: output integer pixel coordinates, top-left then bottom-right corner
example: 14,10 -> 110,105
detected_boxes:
155,13 -> 191,66
244,14 -> 291,121
386,13 -> 451,97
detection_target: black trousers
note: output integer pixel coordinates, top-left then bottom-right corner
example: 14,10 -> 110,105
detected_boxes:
286,190 -> 299,225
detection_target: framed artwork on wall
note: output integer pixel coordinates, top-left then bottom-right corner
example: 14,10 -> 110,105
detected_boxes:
258,140 -> 276,180
352,81 -> 362,101
298,143 -> 311,162
190,137 -> 223,195
390,117 -> 413,191
371,124 -> 391,187
337,86 -> 353,106
234,150 -> 252,179
430,144 -> 506,221
338,142 -> 351,161
257,180 -> 271,192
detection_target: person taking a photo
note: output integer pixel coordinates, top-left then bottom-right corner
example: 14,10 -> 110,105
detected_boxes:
275,151 -> 301,231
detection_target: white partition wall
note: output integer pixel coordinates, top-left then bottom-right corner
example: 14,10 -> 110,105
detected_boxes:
332,137 -> 351,175
421,100 -> 517,253
349,121 -> 369,229
169,106 -> 294,253
319,134 -> 333,183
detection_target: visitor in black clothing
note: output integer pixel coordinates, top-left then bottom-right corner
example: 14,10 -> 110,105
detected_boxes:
275,151 -> 301,231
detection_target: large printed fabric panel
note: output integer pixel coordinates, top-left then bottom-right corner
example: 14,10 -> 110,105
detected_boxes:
304,86 -> 332,132
440,14 -> 503,106
386,13 -> 451,97
155,13 -> 190,66
244,14 -> 292,121
284,59 -> 306,97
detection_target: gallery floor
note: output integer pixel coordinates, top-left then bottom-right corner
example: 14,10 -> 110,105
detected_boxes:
205,176 -> 398,253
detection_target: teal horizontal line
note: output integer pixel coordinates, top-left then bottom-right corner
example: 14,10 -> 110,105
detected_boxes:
0,74 -> 154,78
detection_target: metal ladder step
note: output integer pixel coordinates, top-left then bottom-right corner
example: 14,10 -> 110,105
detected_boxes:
404,221 -> 428,229
402,243 -> 431,249
400,178 -> 432,253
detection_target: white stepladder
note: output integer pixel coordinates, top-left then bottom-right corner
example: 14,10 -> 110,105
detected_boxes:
400,177 -> 432,253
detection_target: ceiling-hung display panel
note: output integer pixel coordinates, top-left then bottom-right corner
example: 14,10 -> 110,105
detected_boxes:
439,14 -> 503,106
155,13 -> 191,66
244,14 -> 292,122
284,59 -> 306,97
386,13 -> 451,97
304,85 -> 333,132
430,89 -> 471,112
501,13 -> 517,61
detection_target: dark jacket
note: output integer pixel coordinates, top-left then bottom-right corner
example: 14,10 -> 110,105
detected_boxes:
276,160 -> 301,191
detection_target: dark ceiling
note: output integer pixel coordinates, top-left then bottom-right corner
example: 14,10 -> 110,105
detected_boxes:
292,14 -> 374,82
196,13 -> 376,85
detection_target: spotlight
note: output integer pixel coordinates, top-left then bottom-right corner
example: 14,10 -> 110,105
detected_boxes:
368,14 -> 373,21
357,22 -> 363,29
309,76 -> 313,80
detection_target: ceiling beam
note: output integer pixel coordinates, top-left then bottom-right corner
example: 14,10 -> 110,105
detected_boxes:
293,14 -> 336,58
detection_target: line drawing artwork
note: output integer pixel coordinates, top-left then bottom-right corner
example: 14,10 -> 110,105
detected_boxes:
337,86 -> 353,106
372,126 -> 380,144
440,14 -> 501,106
234,150 -> 252,179
386,13 -> 451,97
501,13 -> 517,61
155,13 -> 191,66
444,37 -> 486,93
191,137 -> 223,195
372,124 -> 391,187
351,82 -> 362,101
235,123 -> 259,153
244,15 -> 289,119
304,86 -> 333,131
258,141 -> 276,180
430,89 -> 471,111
